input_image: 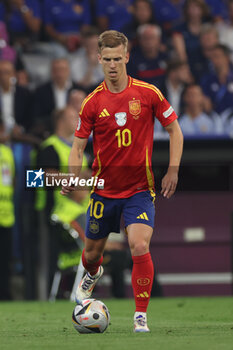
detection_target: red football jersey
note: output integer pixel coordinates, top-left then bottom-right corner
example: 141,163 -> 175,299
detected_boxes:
75,76 -> 177,198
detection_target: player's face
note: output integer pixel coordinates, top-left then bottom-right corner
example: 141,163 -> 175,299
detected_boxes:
98,45 -> 129,82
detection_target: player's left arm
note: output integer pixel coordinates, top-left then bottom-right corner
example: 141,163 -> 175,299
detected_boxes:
161,120 -> 183,198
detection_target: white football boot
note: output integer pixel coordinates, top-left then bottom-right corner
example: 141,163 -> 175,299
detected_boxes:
134,312 -> 150,333
75,266 -> 104,304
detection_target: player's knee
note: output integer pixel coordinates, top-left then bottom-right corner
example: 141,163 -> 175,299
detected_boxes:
85,250 -> 102,264
130,240 -> 149,256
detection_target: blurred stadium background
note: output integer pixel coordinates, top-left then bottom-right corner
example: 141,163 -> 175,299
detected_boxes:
0,0 -> 233,302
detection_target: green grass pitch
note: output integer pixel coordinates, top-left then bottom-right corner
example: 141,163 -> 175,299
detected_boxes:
0,297 -> 233,350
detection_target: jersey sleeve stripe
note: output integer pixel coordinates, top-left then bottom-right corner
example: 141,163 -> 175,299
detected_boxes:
137,82 -> 164,100
138,83 -> 164,100
128,76 -> 132,87
132,78 -> 160,89
80,85 -> 103,115
132,82 -> 164,101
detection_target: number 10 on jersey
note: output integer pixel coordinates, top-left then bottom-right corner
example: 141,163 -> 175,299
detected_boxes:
115,128 -> 132,148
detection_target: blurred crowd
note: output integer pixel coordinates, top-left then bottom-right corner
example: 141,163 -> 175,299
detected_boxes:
0,0 -> 233,300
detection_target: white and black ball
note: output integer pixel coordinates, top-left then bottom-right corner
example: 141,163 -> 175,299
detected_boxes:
72,299 -> 110,334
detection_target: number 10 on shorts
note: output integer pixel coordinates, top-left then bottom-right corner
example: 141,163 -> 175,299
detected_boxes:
89,198 -> 104,219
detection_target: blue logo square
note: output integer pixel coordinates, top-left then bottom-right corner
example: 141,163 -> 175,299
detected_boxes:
26,169 -> 44,188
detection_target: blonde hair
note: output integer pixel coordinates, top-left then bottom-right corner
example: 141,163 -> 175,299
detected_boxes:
98,30 -> 128,53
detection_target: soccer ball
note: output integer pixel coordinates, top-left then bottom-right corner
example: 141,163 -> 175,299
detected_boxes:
72,299 -> 110,334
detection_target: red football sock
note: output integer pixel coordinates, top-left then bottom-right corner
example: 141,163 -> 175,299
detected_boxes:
132,253 -> 154,313
82,249 -> 103,276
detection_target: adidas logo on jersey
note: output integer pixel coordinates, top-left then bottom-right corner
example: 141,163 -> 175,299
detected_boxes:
98,108 -> 110,118
137,291 -> 149,298
136,212 -> 149,220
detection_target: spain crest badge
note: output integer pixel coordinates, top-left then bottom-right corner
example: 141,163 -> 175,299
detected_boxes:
129,100 -> 141,119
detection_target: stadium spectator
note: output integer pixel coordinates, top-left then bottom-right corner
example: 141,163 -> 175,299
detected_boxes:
172,0 -> 210,77
68,89 -> 87,113
70,27 -> 104,92
43,0 -> 91,57
67,89 -> 92,142
179,84 -> 223,136
0,0 -> 41,50
0,134 -> 15,300
159,60 -> 193,115
0,21 -> 17,63
16,67 -> 29,88
196,23 -> 220,80
151,0 -> 227,28
0,60 -> 32,133
154,58 -> 194,139
0,19 -> 32,88
215,0 -> 233,63
0,60 -> 41,301
122,0 -> 156,48
35,106 -> 90,294
0,61 -> 40,282
32,58 -> 85,138
200,44 -> 233,115
127,24 -> 167,85
96,0 -> 133,32
205,0 -> 228,22
151,0 -> 185,33
154,59 -> 194,140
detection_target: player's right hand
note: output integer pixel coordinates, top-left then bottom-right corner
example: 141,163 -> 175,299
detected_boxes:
161,170 -> 178,199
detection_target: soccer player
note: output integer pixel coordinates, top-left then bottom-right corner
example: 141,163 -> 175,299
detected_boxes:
61,30 -> 183,332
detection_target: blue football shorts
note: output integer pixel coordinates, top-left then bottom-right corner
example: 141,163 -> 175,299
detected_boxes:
85,190 -> 155,240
